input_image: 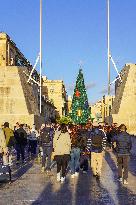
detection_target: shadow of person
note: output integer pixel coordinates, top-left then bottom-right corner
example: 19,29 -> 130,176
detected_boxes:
128,155 -> 136,177
12,161 -> 33,182
32,178 -> 72,205
105,151 -> 136,205
75,168 -> 115,205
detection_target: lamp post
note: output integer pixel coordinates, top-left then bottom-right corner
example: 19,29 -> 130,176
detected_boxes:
40,0 -> 42,114
107,0 -> 110,96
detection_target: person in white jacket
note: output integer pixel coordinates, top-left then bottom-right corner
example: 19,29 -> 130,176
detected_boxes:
53,123 -> 71,183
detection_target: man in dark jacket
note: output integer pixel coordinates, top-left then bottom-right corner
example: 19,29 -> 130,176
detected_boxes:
14,124 -> 27,164
112,124 -> 132,185
39,123 -> 53,173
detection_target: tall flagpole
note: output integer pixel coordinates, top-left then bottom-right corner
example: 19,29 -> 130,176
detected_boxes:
40,0 -> 42,114
107,0 -> 110,95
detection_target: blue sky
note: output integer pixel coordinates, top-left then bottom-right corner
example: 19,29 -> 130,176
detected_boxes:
1,0 -> 136,103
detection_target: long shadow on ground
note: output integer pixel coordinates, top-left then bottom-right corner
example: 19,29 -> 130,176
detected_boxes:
32,166 -> 115,205
32,178 -> 72,205
75,169 -> 115,205
105,152 -> 136,205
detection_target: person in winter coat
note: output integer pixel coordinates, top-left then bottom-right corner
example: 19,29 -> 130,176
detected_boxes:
39,123 -> 53,173
3,122 -> 15,166
53,123 -> 71,183
0,128 -> 8,165
69,125 -> 81,178
78,124 -> 90,173
86,126 -> 107,178
28,124 -> 39,157
14,124 -> 27,164
112,124 -> 132,185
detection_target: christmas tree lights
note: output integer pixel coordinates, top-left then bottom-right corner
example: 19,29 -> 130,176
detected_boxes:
71,69 -> 91,124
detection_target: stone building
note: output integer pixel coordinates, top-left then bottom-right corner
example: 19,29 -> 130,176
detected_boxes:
101,95 -> 115,123
111,63 -> 136,134
67,95 -> 72,114
41,96 -> 56,123
42,76 -> 68,118
0,33 -> 56,128
90,100 -> 102,122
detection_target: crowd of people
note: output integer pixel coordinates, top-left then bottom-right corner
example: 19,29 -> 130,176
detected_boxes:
0,121 -> 132,185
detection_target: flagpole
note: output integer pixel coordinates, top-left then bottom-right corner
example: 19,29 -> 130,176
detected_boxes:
107,0 -> 110,95
40,0 -> 42,114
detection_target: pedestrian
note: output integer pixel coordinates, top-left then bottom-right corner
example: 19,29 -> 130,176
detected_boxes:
28,124 -> 39,158
87,124 -> 107,178
39,123 -> 53,173
78,124 -> 88,173
53,123 -> 71,183
105,126 -> 113,150
112,124 -> 132,185
110,123 -> 119,150
14,124 -> 27,164
3,122 -> 15,166
69,124 -> 81,178
0,128 -> 8,165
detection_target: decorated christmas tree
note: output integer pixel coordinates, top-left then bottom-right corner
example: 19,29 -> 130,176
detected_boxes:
71,69 -> 91,124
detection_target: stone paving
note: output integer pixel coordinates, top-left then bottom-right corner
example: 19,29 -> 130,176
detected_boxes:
0,151 -> 136,205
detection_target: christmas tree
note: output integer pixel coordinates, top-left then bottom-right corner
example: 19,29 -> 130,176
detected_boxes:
71,69 -> 91,124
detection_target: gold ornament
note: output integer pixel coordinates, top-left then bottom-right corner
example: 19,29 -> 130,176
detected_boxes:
77,109 -> 82,117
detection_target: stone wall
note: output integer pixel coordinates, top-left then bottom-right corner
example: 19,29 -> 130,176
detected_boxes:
0,66 -> 44,129
112,64 -> 136,134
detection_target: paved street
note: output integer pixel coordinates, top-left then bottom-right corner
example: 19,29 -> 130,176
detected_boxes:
0,151 -> 136,205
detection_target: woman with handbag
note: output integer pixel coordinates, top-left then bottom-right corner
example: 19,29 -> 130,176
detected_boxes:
53,123 -> 71,183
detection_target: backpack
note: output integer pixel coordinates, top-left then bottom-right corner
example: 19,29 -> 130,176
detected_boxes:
91,134 -> 103,148
41,128 -> 51,144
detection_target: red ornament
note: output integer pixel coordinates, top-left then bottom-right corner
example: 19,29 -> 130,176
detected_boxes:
75,90 -> 80,97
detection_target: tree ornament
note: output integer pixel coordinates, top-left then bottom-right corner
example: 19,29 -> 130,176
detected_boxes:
77,109 -> 82,117
75,89 -> 80,97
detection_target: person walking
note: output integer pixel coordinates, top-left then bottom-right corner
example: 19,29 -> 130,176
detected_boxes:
39,123 -> 53,173
78,124 -> 88,174
28,124 -> 39,158
14,124 -> 27,164
0,128 -> 8,165
112,124 -> 132,185
3,122 -> 15,166
69,125 -> 81,178
53,123 -> 71,183
87,125 -> 107,178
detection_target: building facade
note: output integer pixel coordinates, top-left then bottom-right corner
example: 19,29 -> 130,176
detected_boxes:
111,63 -> 136,134
42,77 -> 68,118
101,95 -> 115,123
67,95 -> 72,114
0,33 -> 56,128
90,100 -> 102,122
